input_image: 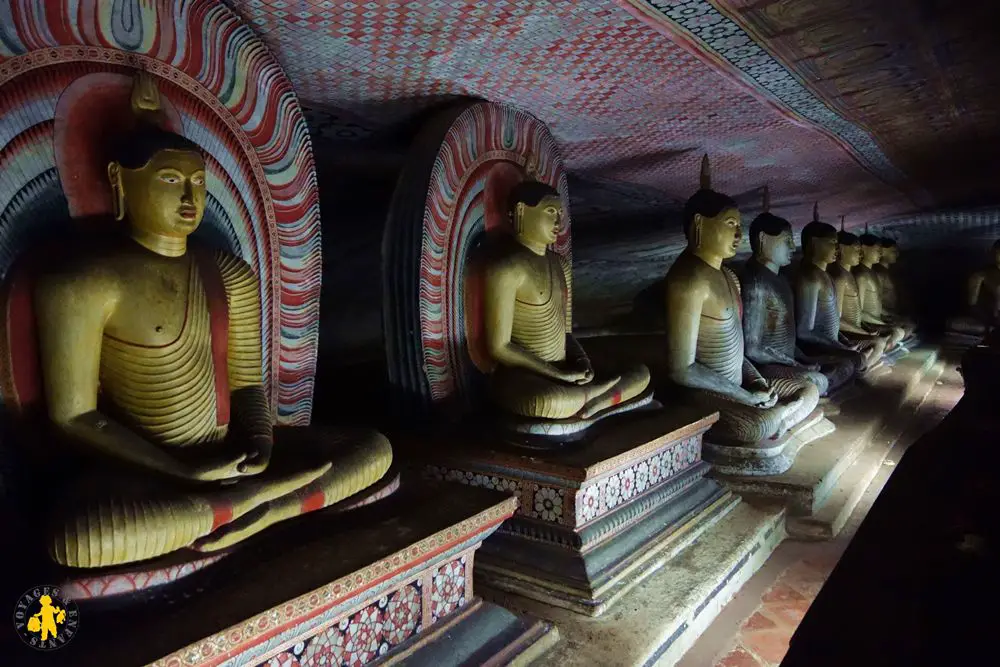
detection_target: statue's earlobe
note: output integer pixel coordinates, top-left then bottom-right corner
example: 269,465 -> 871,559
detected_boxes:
513,202 -> 525,234
108,162 -> 125,221
692,214 -> 703,249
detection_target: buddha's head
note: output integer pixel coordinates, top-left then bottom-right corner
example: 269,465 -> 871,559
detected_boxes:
683,156 -> 740,259
749,211 -> 794,268
801,221 -> 838,266
879,238 -> 898,265
859,233 -> 882,266
837,230 -> 862,267
509,181 -> 563,249
107,73 -> 206,240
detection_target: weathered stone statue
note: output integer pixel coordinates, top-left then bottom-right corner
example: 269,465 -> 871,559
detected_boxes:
793,214 -> 882,373
827,222 -> 893,359
29,74 -> 393,568
478,180 -> 652,429
874,238 -> 900,314
664,158 -> 818,448
873,237 -> 917,339
961,239 -> 1000,332
739,189 -> 849,397
853,230 -> 907,350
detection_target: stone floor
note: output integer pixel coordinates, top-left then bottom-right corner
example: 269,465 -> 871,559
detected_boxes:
677,363 -> 964,667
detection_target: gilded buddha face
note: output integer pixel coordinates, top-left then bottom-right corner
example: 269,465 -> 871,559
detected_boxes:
695,207 -> 742,259
515,194 -> 563,248
110,147 -> 207,237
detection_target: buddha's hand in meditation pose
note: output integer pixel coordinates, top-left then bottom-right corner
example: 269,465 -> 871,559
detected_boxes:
744,383 -> 779,409
189,452 -> 254,482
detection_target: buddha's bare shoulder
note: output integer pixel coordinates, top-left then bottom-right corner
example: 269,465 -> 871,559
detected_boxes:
667,252 -> 713,281
480,237 -> 533,277
794,262 -> 821,284
34,243 -> 125,302
666,253 -> 713,296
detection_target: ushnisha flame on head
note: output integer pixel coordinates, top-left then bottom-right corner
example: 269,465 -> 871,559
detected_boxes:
106,72 -> 208,255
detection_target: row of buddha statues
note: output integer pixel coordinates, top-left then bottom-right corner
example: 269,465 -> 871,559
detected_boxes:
12,75 -> 916,576
476,156 -> 914,449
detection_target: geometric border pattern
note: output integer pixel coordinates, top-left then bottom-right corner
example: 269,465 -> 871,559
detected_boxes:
427,434 -> 703,530
151,497 -> 514,666
870,208 -> 1000,245
623,0 -> 909,192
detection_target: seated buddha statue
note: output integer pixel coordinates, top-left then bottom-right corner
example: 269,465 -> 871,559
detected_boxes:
853,231 -> 907,350
739,190 -> 853,396
792,217 -> 880,373
827,224 -> 894,360
477,180 -> 652,432
954,240 -> 1000,335
874,237 -> 918,341
24,74 -> 392,568
664,158 -> 818,447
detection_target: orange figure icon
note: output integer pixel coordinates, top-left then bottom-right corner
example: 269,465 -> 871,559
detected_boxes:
26,595 -> 65,641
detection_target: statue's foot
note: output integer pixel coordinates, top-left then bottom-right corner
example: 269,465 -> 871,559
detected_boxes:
190,503 -> 273,552
191,463 -> 332,552
777,396 -> 806,435
578,376 -> 622,419
228,462 -> 331,517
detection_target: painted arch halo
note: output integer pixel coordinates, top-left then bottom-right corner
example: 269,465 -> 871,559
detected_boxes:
0,0 -> 321,425
383,100 -> 571,415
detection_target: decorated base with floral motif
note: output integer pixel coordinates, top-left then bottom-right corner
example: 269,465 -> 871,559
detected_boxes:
421,408 -> 739,616
15,482 -> 556,667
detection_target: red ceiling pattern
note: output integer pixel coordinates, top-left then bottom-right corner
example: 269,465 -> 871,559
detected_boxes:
229,0 -> 988,228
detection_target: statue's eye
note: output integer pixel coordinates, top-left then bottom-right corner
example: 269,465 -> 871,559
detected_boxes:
191,175 -> 205,186
159,174 -> 181,184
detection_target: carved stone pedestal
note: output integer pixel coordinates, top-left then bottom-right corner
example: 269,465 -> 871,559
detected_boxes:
715,348 -> 943,540
703,408 -> 833,477
422,409 -> 738,617
17,483 -> 555,667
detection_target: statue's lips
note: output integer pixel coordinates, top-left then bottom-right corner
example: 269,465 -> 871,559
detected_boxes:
178,207 -> 198,220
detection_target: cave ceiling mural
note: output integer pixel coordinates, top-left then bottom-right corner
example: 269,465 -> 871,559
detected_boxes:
232,1 -> 995,231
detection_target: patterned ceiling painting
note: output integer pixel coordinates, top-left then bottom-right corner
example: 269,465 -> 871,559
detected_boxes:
711,0 -> 1000,210
228,0 -> 926,229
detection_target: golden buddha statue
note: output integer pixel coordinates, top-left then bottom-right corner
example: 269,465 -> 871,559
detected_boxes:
740,188 -> 853,396
477,180 -> 652,430
853,229 -> 907,350
826,222 -> 894,358
792,216 -> 880,373
664,158 -> 818,446
28,74 -> 392,568
962,240 -> 1000,331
